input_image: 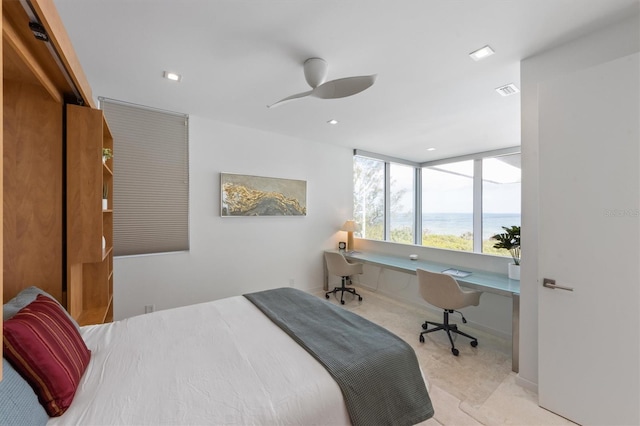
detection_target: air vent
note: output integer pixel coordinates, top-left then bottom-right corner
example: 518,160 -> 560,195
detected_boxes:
496,83 -> 520,97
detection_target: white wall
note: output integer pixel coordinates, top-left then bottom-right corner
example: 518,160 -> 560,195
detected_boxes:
113,116 -> 353,320
519,13 -> 640,391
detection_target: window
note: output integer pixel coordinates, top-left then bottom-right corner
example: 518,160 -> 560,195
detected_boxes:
101,98 -> 189,256
353,148 -> 521,256
390,163 -> 415,244
353,156 -> 384,240
482,153 -> 521,256
422,161 -> 474,251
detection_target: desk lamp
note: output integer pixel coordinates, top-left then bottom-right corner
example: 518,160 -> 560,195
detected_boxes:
341,220 -> 357,251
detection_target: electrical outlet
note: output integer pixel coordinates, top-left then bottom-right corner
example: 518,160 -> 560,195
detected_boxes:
144,304 -> 155,314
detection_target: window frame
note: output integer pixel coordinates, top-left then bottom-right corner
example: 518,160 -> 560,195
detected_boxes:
354,146 -> 520,254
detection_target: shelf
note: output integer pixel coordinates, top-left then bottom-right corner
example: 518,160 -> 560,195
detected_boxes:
102,246 -> 113,261
103,163 -> 113,176
77,295 -> 112,326
77,306 -> 107,326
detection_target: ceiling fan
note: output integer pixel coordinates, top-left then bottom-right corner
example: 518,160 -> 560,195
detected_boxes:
267,57 -> 376,108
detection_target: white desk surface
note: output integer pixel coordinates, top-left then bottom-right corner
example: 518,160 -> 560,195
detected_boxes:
335,250 -> 520,297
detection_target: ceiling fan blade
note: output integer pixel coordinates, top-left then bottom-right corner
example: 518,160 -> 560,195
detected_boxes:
311,75 -> 377,100
267,90 -> 313,108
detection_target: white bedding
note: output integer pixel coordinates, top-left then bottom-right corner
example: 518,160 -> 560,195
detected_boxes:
48,296 -> 351,425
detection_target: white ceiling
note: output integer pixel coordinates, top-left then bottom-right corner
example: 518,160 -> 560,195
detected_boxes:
54,0 -> 638,162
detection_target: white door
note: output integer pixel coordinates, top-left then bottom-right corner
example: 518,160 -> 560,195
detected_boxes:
538,53 -> 639,425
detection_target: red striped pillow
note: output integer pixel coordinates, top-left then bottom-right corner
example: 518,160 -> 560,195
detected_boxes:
3,294 -> 91,416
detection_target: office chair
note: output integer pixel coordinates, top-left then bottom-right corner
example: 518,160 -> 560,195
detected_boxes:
417,268 -> 482,356
325,252 -> 364,305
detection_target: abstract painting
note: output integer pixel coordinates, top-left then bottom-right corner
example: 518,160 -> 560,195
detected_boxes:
221,173 -> 307,216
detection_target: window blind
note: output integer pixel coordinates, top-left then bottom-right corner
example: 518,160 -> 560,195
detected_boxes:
101,98 -> 189,256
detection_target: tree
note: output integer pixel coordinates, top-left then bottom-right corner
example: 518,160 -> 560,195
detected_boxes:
353,157 -> 384,239
353,157 -> 409,241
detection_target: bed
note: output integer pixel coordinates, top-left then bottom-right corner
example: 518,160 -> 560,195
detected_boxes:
2,287 -> 433,425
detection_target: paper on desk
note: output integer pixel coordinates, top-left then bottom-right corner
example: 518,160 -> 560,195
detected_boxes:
442,268 -> 472,278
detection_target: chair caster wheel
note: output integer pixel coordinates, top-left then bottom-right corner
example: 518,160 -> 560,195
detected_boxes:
470,340 -> 478,347
451,348 -> 459,356
341,300 -> 345,305
421,322 -> 428,330
325,294 -> 330,299
419,335 -> 425,343
358,296 -> 363,301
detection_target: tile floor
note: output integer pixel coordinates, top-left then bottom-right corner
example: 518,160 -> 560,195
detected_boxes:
315,287 -> 576,426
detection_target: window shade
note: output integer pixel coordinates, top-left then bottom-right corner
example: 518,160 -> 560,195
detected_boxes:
101,98 -> 189,256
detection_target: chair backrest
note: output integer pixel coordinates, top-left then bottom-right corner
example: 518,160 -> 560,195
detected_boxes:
416,268 -> 480,310
325,252 -> 363,277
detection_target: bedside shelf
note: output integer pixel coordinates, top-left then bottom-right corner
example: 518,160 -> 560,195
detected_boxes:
77,295 -> 113,326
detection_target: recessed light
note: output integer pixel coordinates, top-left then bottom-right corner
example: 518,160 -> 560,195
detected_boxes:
469,45 -> 495,61
495,83 -> 520,96
163,71 -> 182,82
427,147 -> 436,151
327,119 -> 338,125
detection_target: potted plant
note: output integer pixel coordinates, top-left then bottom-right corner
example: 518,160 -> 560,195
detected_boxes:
491,225 -> 521,280
102,183 -> 109,210
102,148 -> 113,164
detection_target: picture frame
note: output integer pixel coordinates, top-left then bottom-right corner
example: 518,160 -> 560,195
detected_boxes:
220,173 -> 307,217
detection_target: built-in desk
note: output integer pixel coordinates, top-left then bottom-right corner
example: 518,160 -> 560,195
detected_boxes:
322,250 -> 520,372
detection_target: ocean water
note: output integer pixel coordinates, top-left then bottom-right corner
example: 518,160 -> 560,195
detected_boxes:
395,212 -> 520,239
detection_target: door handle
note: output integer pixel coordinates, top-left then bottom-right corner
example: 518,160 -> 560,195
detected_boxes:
543,278 -> 574,292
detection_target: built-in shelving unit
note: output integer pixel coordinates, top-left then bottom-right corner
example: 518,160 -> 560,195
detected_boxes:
67,104 -> 114,325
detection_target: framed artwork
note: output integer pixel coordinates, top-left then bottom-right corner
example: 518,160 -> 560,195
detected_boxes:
221,173 -> 307,217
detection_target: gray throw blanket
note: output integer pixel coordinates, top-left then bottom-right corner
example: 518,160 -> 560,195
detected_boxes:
244,287 -> 434,426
